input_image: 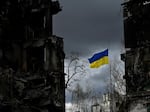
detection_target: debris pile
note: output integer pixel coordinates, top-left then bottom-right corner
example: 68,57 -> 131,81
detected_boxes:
0,68 -> 64,112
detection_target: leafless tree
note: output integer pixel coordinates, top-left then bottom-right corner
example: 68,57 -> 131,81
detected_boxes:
108,58 -> 126,112
65,53 -> 87,89
111,59 -> 126,94
71,83 -> 93,112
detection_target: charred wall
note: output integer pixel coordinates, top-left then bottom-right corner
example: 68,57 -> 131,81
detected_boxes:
123,0 -> 150,48
0,0 -> 65,112
122,0 -> 150,112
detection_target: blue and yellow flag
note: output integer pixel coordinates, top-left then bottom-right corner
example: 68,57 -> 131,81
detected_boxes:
88,49 -> 109,68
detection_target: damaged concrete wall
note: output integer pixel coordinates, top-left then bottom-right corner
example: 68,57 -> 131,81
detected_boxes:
129,101 -> 147,112
0,0 -> 65,112
125,47 -> 150,93
122,0 -> 150,112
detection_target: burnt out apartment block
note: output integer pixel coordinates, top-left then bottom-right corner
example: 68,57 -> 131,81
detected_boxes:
0,0 -> 65,112
122,0 -> 150,112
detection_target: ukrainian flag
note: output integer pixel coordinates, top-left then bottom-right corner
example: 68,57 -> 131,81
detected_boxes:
88,49 -> 109,68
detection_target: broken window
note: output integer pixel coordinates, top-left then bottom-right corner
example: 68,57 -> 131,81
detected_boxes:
27,46 -> 44,72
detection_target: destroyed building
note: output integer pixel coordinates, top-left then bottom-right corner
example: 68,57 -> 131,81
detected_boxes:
122,0 -> 150,112
0,0 -> 65,112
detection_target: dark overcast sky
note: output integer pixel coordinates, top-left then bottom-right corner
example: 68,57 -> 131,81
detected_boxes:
53,0 -> 124,57
53,0 -> 125,103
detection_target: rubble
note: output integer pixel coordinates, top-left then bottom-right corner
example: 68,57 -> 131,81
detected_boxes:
122,0 -> 150,111
0,0 -> 65,112
0,67 -> 65,112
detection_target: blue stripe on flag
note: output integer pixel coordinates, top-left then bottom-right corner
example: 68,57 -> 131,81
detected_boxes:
88,49 -> 108,63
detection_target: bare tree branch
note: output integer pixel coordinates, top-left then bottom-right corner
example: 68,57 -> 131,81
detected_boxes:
65,53 -> 86,89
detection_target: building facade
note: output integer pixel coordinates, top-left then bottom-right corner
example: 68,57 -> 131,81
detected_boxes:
122,0 -> 150,112
0,0 -> 65,112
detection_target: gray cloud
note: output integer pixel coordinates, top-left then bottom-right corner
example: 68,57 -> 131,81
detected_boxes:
53,0 -> 124,55
53,0 -> 124,103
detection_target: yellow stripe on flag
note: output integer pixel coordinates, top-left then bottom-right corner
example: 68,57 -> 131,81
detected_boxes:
90,56 -> 109,68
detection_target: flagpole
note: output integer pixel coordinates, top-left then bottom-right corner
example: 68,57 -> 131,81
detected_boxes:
109,58 -> 113,112
107,46 -> 112,112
